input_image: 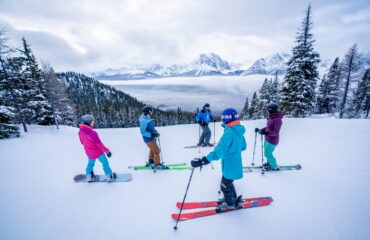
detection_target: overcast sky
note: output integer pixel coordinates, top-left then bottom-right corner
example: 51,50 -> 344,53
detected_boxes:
0,0 -> 369,73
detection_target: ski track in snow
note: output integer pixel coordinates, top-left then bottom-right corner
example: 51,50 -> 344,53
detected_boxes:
0,118 -> 370,240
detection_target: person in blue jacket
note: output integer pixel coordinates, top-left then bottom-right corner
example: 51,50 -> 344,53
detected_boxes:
139,106 -> 168,169
195,103 -> 215,147
191,108 -> 247,211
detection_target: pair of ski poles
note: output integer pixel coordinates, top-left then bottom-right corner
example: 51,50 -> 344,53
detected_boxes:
252,131 -> 265,173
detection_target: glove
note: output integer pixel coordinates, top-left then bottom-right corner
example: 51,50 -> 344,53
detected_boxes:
107,152 -> 112,158
191,156 -> 210,168
254,128 -> 260,133
260,129 -> 269,135
198,120 -> 204,126
153,132 -> 160,137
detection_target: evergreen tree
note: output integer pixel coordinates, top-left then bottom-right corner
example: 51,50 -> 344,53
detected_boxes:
316,57 -> 342,114
249,92 -> 263,119
352,69 -> 370,118
240,96 -> 249,120
19,38 -> 54,125
258,78 -> 271,118
270,76 -> 280,103
41,61 -> 75,128
0,27 -> 19,138
339,44 -> 363,118
280,4 -> 320,117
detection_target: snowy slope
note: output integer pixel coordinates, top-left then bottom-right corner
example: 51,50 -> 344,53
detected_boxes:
1,118 -> 370,240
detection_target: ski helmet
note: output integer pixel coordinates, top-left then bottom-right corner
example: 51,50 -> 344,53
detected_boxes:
143,106 -> 153,115
221,108 -> 239,124
266,102 -> 278,113
203,103 -> 210,109
80,115 -> 95,125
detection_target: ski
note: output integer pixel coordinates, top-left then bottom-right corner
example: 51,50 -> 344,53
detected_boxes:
130,166 -> 192,171
176,196 -> 272,210
172,197 -> 273,221
243,164 -> 302,173
184,145 -> 214,149
128,162 -> 187,169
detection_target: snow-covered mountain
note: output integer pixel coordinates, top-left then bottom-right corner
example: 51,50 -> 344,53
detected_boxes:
241,52 -> 290,76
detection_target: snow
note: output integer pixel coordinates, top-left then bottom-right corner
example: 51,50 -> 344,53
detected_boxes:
1,118 -> 370,240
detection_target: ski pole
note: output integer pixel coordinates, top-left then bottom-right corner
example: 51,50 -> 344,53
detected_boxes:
252,131 -> 257,166
213,120 -> 216,144
157,136 -> 164,164
198,124 -> 201,154
261,134 -> 265,175
174,167 -> 195,231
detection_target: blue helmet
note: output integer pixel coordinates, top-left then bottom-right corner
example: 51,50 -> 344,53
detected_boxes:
221,108 -> 239,124
80,114 -> 95,125
142,106 -> 153,115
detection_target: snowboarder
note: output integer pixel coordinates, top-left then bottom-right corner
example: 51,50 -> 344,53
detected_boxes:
139,106 -> 168,169
195,103 -> 215,147
255,102 -> 283,171
191,108 -> 246,211
78,115 -> 116,182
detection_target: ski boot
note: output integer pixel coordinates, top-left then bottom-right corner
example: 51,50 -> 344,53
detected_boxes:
87,171 -> 97,182
145,159 -> 155,167
106,172 -> 117,182
216,196 -> 243,212
207,143 -> 215,147
153,163 -> 170,170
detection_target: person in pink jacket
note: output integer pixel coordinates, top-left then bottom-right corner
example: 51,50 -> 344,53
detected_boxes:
78,115 -> 116,181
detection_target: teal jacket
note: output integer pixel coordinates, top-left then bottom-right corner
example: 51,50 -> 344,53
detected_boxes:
206,122 -> 246,180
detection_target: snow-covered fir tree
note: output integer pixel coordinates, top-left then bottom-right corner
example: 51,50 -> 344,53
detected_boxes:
316,57 -> 342,114
0,27 -> 20,138
351,69 -> 370,118
269,74 -> 280,103
240,96 -> 249,120
338,44 -> 363,118
41,61 -> 75,128
19,38 -> 54,125
249,92 -> 263,119
280,4 -> 320,117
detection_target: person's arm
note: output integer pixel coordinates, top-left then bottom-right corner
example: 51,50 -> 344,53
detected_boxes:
140,121 -> 152,138
267,119 -> 282,137
92,131 -> 110,154
206,132 -> 232,161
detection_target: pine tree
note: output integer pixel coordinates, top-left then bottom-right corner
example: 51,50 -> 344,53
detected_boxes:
0,27 -> 19,138
240,96 -> 249,120
19,37 -> 54,125
316,58 -> 342,114
352,69 -> 370,118
270,75 -> 280,103
280,4 -> 320,117
339,44 -> 363,118
41,61 -> 75,128
249,92 -> 263,119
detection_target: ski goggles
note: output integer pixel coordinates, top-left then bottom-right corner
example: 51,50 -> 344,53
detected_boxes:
221,114 -> 239,120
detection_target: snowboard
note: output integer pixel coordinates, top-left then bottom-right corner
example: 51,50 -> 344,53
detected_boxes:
243,164 -> 302,173
73,173 -> 132,183
172,197 -> 273,221
176,196 -> 272,210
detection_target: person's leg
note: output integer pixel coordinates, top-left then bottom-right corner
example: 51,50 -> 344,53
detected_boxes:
203,126 -> 211,145
147,140 -> 161,165
220,176 -> 236,206
97,154 -> 113,175
199,126 -> 206,145
86,159 -> 96,175
264,140 -> 278,169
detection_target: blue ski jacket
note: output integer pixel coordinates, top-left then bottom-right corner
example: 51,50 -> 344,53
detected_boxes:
139,114 -> 157,143
206,121 -> 246,180
195,110 -> 214,126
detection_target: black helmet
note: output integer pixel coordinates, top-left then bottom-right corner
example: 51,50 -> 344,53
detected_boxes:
203,103 -> 210,109
266,102 -> 278,113
143,106 -> 153,115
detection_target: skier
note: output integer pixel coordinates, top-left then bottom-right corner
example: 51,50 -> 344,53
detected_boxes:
78,115 -> 116,182
139,106 -> 168,169
191,108 -> 246,211
255,102 -> 283,171
195,103 -> 215,147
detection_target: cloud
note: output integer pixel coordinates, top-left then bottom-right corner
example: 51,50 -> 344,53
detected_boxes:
0,0 -> 369,73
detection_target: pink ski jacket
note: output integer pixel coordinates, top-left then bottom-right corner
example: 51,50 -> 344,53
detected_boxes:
78,124 -> 110,159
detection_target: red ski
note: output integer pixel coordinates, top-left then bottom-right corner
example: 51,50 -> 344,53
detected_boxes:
176,196 -> 272,210
172,197 -> 273,221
